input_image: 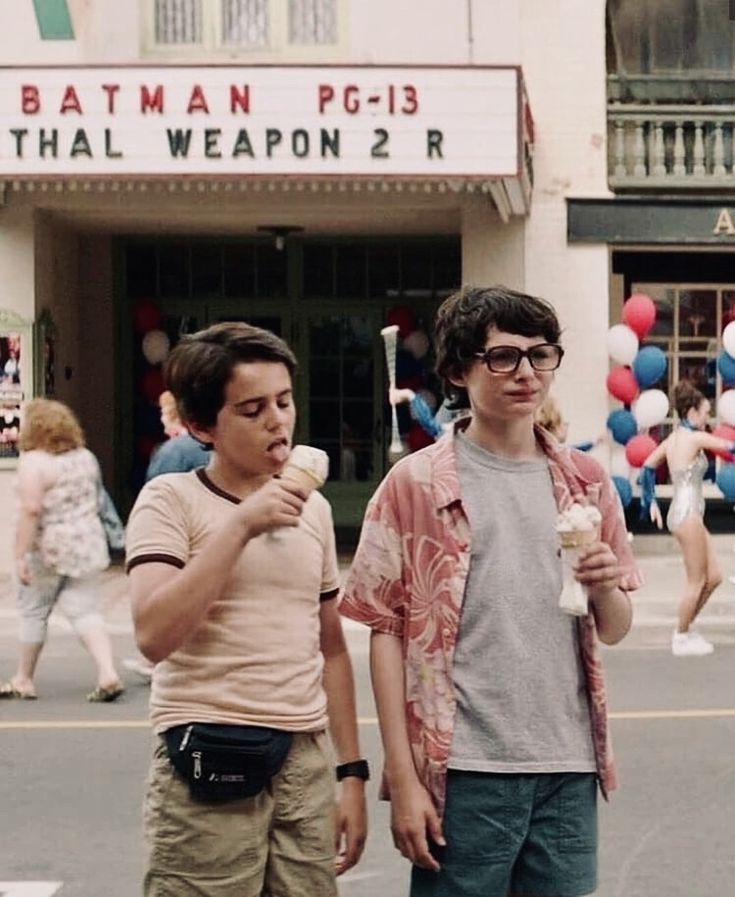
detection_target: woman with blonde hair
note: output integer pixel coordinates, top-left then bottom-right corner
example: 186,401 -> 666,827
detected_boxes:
535,395 -> 603,452
144,390 -> 206,481
0,398 -> 123,700
641,380 -> 735,657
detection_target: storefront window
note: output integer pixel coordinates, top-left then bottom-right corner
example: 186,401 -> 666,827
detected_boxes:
633,282 -> 726,486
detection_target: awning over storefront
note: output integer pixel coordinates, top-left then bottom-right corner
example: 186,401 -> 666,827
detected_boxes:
0,65 -> 534,218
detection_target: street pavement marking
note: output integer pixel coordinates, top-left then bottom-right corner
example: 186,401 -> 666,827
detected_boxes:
609,708 -> 735,720
3,710 -> 735,731
0,720 -> 152,730
0,884 -> 62,897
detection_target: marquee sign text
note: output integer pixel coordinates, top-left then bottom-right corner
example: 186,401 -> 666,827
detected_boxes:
0,66 -> 521,177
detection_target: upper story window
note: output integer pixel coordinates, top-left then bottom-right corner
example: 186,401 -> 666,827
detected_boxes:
607,0 -> 733,76
288,0 -> 337,44
155,0 -> 203,44
148,0 -> 341,56
222,0 -> 270,47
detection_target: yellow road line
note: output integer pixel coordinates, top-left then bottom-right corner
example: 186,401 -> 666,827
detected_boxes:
2,709 -> 735,731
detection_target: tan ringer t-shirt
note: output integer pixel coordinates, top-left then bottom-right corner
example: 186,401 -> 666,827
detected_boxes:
125,469 -> 340,735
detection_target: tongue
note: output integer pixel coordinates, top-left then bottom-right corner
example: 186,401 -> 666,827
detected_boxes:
270,443 -> 290,463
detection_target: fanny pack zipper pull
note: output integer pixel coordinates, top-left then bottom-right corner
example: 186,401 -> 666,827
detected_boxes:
192,751 -> 202,779
180,724 -> 193,752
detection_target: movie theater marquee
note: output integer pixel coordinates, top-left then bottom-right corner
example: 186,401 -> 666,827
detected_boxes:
0,66 -> 521,178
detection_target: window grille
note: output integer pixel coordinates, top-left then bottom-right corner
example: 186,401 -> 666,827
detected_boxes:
221,0 -> 269,46
288,0 -> 337,45
155,0 -> 203,43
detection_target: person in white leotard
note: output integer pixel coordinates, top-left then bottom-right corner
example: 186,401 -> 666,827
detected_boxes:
640,381 -> 735,657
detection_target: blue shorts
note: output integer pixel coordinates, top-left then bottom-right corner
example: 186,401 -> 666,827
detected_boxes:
410,771 -> 598,897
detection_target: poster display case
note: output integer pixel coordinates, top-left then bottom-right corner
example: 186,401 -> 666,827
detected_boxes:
0,310 -> 32,467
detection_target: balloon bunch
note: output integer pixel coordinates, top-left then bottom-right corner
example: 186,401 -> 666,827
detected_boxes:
133,299 -> 170,461
605,294 -> 666,507
713,323 -> 735,501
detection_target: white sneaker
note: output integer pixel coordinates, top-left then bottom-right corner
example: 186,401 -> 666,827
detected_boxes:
728,575 -> 735,585
122,655 -> 154,681
671,630 -> 714,657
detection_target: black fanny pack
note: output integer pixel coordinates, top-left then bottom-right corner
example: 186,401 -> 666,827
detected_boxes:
164,722 -> 293,803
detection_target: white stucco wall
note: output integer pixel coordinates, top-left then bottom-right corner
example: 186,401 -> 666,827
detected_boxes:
0,1 -> 521,65
462,199 -> 525,288
520,0 -> 610,452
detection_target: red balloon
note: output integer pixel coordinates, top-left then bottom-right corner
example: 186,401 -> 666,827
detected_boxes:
712,424 -> 735,462
133,299 -> 162,334
625,433 -> 658,468
141,367 -> 165,404
606,366 -> 640,404
622,294 -> 656,339
387,305 -> 417,340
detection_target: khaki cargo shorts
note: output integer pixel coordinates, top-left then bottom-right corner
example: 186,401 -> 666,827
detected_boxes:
143,729 -> 336,897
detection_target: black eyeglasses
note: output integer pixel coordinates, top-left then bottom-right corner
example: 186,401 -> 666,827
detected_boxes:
474,344 -> 564,374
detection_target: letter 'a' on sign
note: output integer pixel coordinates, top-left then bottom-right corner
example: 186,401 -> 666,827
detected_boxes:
32,0 -> 75,40
713,208 -> 735,236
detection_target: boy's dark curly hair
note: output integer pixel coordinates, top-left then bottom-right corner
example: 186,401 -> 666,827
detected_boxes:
434,285 -> 562,407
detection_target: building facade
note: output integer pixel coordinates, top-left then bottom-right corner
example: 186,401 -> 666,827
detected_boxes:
0,0 -> 617,570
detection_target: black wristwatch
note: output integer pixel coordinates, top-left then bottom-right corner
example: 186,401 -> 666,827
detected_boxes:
336,759 -> 370,782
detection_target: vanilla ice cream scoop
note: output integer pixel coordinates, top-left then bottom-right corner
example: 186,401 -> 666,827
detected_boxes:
555,502 -> 602,536
279,445 -> 329,494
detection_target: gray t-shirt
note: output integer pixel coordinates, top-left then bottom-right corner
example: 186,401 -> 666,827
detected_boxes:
448,433 -> 596,773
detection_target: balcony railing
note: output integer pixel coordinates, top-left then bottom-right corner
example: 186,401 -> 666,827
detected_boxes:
608,102 -> 735,189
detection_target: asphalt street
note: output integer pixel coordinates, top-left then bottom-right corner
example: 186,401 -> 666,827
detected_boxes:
1,535 -> 735,897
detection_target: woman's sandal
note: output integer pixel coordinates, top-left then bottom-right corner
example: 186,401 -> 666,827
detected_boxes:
86,683 -> 125,703
0,680 -> 38,700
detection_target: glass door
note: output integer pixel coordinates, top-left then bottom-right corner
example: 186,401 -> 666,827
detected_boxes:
301,308 -> 384,526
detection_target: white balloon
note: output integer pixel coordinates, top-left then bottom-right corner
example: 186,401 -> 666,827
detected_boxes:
606,324 -> 639,366
719,389 -> 735,425
633,389 -> 669,429
142,329 -> 170,365
723,322 -> 735,358
609,443 -> 630,479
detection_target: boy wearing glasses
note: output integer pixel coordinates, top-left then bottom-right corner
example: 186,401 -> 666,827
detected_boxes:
341,286 -> 641,897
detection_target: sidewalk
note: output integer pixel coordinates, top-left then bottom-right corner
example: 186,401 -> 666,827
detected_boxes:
2,535 -> 735,647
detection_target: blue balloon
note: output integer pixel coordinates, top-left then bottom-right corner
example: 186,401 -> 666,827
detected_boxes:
606,409 -> 638,445
632,346 -> 667,388
718,350 -> 735,386
612,475 -> 633,507
717,463 -> 735,501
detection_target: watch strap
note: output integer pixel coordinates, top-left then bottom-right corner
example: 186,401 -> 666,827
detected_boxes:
336,759 -> 370,782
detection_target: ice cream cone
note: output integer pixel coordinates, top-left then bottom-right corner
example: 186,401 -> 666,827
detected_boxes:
558,528 -> 598,550
279,445 -> 329,496
280,465 -> 324,495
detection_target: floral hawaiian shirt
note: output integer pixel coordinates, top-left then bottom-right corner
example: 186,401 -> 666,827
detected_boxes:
340,423 -> 642,820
